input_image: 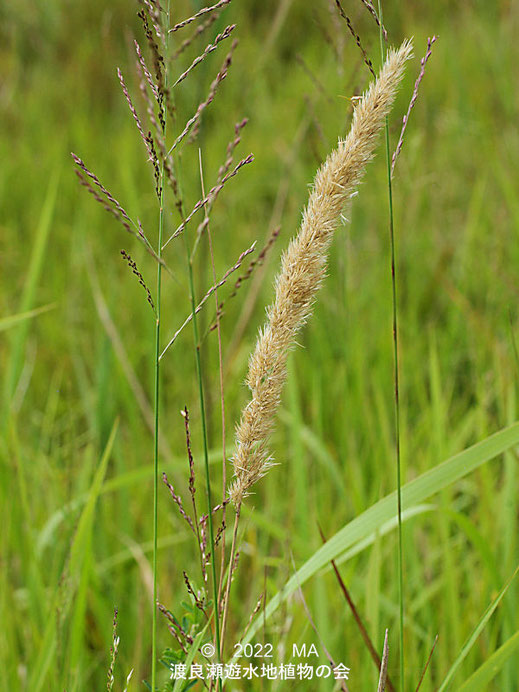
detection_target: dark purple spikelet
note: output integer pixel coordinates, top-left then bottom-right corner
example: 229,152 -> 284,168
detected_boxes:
160,241 -> 256,357
215,117 -> 248,185
137,7 -> 169,130
144,131 -> 162,200
73,158 -> 167,270
135,39 -> 160,101
183,571 -> 206,612
210,226 -> 280,330
240,593 -> 263,635
181,407 -> 196,502
162,472 -> 195,533
138,75 -> 164,153
192,117 -> 249,241
106,608 -> 119,692
172,12 -> 219,61
169,0 -> 232,33
359,0 -> 388,41
117,66 -> 166,193
71,154 -> 144,242
142,0 -> 164,42
72,153 -> 133,225
74,169 -> 130,231
199,515 -> 209,584
210,499 -> 229,515
166,152 -> 253,245
214,519 -> 226,547
172,24 -> 236,87
158,603 -> 193,649
120,250 -> 155,312
335,0 -> 376,78
167,39 -> 238,154
117,68 -> 150,153
230,550 -> 240,582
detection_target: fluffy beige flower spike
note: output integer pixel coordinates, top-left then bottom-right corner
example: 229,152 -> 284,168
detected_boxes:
229,39 -> 414,507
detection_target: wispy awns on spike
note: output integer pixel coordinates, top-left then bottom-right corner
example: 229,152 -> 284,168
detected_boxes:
228,39 -> 413,508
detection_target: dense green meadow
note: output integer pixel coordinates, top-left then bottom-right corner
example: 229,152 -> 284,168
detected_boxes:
2,0 -> 519,689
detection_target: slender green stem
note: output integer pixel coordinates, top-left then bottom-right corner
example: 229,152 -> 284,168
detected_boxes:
151,162 -> 163,692
151,142 -> 164,692
377,3 -> 404,688
152,4 -> 171,690
181,207 -> 223,685
172,148 -> 222,683
220,505 -> 241,657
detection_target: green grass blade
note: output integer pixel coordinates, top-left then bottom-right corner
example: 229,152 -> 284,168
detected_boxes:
238,422 -> 519,649
69,421 -> 119,574
457,628 -> 519,691
0,303 -> 56,332
172,622 -> 210,692
29,421 -> 118,692
438,565 -> 519,691
2,172 -> 59,419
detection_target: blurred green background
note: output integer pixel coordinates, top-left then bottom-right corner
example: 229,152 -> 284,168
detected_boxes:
1,0 -> 519,689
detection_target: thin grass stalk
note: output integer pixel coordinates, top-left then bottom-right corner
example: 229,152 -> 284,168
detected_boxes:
376,2 -> 405,689
198,149 -> 229,624
176,158 -> 223,688
152,4 -> 170,689
219,504 -> 240,656
162,28 -> 223,688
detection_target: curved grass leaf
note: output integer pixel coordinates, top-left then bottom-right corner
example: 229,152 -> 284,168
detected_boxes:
0,303 -> 56,333
29,421 -> 118,692
238,422 -> 519,650
172,622 -> 210,692
2,172 -> 58,420
437,565 -> 519,691
457,628 -> 519,691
